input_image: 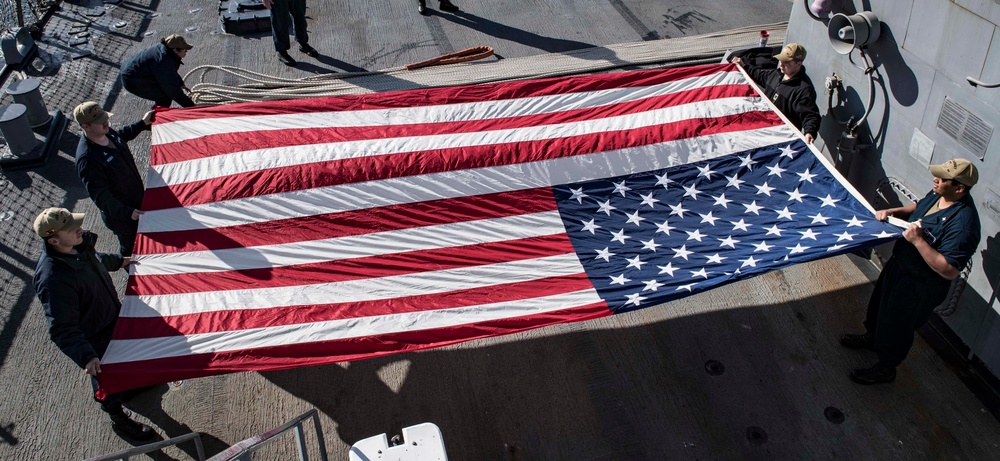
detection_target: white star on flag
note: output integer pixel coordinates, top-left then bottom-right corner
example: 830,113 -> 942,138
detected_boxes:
613,180 -> 631,196
672,245 -> 693,260
697,164 -> 717,180
743,201 -> 764,215
755,182 -> 776,196
597,200 -> 616,215
657,263 -> 678,276
581,219 -> 600,234
611,229 -> 630,244
642,279 -> 665,291
731,219 -> 751,232
685,229 -> 706,242
766,163 -> 787,177
788,243 -> 809,254
719,235 -> 740,248
726,174 -> 745,189
641,238 -> 661,251
625,210 -> 644,226
683,183 -> 702,200
799,229 -> 820,240
625,256 -> 646,270
713,194 -> 732,208
610,274 -> 631,285
624,292 -> 646,306
640,192 -> 659,208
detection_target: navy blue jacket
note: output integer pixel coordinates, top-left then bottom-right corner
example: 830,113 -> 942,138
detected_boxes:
76,120 -> 149,228
744,64 -> 821,138
119,43 -> 195,107
33,232 -> 124,368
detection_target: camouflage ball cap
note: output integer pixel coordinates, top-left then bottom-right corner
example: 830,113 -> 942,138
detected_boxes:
929,158 -> 979,187
774,43 -> 807,62
73,101 -> 111,125
33,207 -> 85,238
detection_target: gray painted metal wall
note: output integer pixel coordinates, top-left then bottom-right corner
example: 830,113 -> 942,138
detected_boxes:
785,0 -> 1000,375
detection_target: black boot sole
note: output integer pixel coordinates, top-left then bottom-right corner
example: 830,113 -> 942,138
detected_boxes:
112,422 -> 157,443
839,335 -> 876,351
849,370 -> 896,385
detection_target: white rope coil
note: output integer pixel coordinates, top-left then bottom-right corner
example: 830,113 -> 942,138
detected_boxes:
185,22 -> 788,105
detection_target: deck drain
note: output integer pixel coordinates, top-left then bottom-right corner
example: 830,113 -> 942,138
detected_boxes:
824,406 -> 845,424
745,426 -> 767,445
704,360 -> 725,376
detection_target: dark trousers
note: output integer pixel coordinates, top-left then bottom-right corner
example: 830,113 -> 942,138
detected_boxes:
864,258 -> 951,368
121,75 -> 173,108
91,376 -> 126,414
104,214 -> 139,257
270,0 -> 309,52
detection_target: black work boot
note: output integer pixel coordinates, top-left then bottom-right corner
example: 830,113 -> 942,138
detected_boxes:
850,362 -> 896,385
840,332 -> 875,351
418,0 -> 427,15
109,409 -> 156,442
277,50 -> 297,67
298,43 -> 319,57
439,0 -> 459,12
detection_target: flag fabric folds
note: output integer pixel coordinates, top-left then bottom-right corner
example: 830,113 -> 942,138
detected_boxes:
97,64 -> 900,395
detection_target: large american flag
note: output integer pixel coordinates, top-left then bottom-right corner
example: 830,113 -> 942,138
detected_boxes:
96,64 -> 900,395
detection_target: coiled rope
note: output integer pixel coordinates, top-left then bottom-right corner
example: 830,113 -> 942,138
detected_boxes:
185,22 -> 788,105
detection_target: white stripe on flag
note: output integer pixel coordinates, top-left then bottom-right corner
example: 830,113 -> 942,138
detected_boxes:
148,95 -> 766,187
125,253 -> 587,317
139,125 -> 797,233
150,71 -> 747,145
105,288 -> 604,364
134,211 -> 566,275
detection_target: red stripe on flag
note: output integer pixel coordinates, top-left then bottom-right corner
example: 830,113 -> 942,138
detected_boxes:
143,110 -> 782,211
116,273 -> 598,339
97,300 -> 612,396
129,234 -> 575,295
150,64 -> 737,126
135,187 -> 558,254
151,84 -> 756,165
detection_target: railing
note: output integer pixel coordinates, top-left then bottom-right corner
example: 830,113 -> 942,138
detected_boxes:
0,0 -> 50,31
206,409 -> 329,461
83,431 -> 206,461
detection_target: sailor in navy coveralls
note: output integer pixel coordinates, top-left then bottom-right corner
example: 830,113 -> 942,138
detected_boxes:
841,158 -> 981,384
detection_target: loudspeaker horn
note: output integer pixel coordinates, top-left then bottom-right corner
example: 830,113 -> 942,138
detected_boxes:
828,12 -> 881,55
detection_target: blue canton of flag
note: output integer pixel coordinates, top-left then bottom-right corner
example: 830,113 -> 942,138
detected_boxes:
554,140 -> 901,313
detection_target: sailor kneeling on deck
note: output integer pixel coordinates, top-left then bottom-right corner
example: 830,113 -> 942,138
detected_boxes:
119,34 -> 196,108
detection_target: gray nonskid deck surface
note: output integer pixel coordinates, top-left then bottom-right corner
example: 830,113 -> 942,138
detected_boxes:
1,0 -> 998,459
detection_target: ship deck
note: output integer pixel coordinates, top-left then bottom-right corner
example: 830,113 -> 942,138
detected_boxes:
1,0 -> 999,459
